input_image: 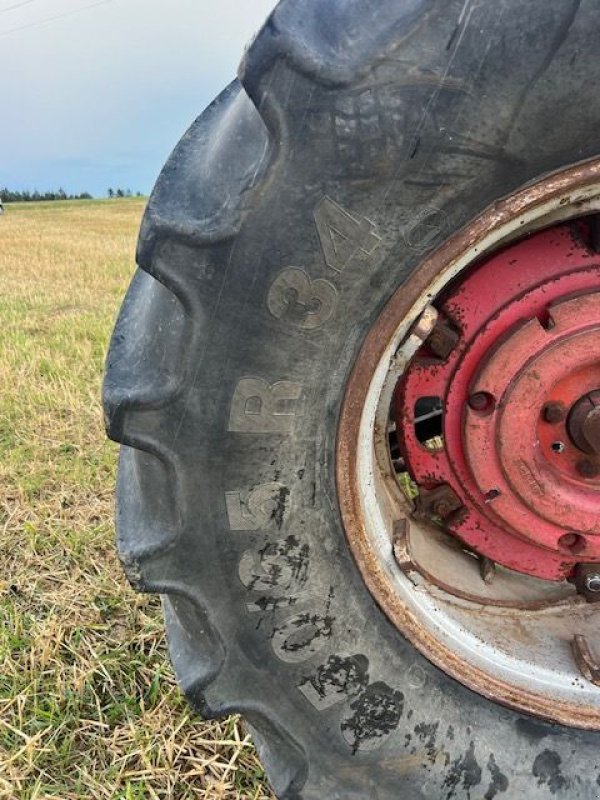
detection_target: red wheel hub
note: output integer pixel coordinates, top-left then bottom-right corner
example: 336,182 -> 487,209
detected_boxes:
395,221 -> 600,581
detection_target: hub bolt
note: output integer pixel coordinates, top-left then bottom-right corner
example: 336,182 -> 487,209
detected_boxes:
416,484 -> 465,522
433,500 -> 452,517
585,574 -> 600,593
573,564 -> 600,603
428,319 -> 460,360
542,401 -> 565,424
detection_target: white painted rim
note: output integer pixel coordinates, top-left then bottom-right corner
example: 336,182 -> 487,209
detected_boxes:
358,184 -> 600,714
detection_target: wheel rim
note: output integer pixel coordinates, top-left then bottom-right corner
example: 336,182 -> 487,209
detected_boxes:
396,220 -> 600,581
337,159 -> 600,728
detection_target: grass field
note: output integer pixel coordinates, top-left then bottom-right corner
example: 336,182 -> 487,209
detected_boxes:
0,199 -> 273,799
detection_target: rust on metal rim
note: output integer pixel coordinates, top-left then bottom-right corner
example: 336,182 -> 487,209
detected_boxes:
336,158 -> 600,729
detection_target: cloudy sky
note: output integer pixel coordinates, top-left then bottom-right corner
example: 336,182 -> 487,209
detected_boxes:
2,0 -> 277,196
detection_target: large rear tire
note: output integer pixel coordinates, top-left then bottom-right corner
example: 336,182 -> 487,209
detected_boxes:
104,1 -> 600,796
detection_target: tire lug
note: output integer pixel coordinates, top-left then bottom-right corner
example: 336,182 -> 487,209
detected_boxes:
416,484 -> 465,521
428,319 -> 460,360
586,574 -> 600,593
542,401 -> 565,424
573,563 -> 600,602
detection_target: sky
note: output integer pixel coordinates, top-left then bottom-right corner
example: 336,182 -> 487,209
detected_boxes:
2,0 -> 277,196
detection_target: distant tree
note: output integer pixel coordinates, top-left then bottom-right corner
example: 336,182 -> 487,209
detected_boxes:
116,188 -> 124,198
0,187 -> 95,202
107,188 -> 114,198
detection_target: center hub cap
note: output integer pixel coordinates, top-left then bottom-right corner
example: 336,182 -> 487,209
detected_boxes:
396,222 -> 600,580
568,391 -> 600,455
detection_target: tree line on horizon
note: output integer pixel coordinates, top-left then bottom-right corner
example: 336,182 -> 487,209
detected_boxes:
107,188 -> 144,199
0,187 -> 144,202
0,187 -> 93,202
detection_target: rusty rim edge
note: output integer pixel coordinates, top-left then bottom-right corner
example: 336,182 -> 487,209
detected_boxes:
336,158 -> 600,730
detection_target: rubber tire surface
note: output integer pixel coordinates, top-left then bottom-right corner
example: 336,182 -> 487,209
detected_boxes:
104,1 -> 600,797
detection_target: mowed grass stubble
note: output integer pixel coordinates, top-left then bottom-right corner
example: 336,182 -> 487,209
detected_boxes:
0,199 -> 273,800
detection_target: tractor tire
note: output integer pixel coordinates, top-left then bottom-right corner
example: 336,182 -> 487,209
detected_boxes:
104,1 -> 600,797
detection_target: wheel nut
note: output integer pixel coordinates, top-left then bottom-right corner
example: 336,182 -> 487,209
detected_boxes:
428,319 -> 460,359
542,401 -> 565,424
416,484 -> 464,522
576,458 -> 600,479
433,500 -> 451,517
573,563 -> 600,602
585,574 -> 600,593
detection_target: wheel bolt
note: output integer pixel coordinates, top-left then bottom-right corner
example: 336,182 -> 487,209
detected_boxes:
433,501 -> 451,518
542,401 -> 565,424
576,458 -> 600,479
428,319 -> 460,359
573,564 -> 600,602
585,574 -> 600,593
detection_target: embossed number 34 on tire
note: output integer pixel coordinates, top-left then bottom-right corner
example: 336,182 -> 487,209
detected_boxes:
104,1 -> 600,797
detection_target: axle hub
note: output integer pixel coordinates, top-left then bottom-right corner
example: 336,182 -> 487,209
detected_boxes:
568,391 -> 600,455
395,221 -> 600,581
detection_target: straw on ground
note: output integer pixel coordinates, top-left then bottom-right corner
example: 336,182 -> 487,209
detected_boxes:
0,199 -> 274,799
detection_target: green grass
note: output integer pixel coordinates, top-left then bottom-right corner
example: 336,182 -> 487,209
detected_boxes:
0,199 -> 274,799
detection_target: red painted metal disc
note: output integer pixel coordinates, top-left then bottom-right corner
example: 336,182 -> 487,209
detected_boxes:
395,221 -> 600,580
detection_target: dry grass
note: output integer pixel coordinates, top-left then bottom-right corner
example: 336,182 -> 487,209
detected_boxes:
0,199 -> 274,799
